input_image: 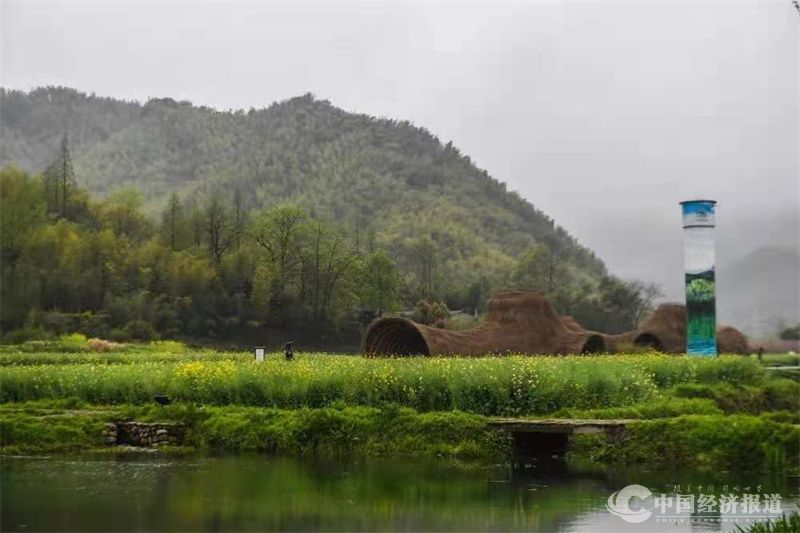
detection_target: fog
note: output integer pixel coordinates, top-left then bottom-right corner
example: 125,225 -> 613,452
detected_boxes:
2,1 -> 798,299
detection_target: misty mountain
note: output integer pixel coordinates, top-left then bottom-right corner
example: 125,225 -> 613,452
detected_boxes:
0,86 -> 612,310
717,246 -> 800,337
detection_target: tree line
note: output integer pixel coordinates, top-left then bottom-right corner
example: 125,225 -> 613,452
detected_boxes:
1,88 -> 607,284
1,147 -> 661,347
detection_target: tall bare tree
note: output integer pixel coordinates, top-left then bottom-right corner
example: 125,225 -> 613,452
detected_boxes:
250,205 -> 308,295
204,197 -> 233,265
631,281 -> 664,328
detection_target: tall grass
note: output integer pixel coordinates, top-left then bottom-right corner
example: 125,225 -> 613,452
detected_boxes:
0,335 -> 191,354
0,350 -> 246,366
0,354 -> 764,416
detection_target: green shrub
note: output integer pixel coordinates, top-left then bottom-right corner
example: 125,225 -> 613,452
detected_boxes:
122,320 -> 160,342
764,379 -> 800,412
576,414 -> 800,472
0,327 -> 51,345
694,356 -> 766,386
672,383 -> 765,414
672,379 -> 799,414
413,300 -> 449,326
58,332 -> 88,348
760,411 -> 800,424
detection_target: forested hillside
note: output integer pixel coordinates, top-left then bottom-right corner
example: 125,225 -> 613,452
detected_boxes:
0,87 -> 653,346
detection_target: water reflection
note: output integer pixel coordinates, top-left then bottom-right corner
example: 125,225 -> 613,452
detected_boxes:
1,455 -> 796,532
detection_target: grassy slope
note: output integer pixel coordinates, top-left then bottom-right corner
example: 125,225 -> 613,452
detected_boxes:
0,402 -> 505,462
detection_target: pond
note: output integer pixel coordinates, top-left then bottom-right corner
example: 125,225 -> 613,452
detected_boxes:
1,456 -> 797,532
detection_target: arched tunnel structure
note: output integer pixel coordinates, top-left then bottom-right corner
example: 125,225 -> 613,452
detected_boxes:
363,291 -> 607,356
362,317 -> 432,356
363,292 -> 750,357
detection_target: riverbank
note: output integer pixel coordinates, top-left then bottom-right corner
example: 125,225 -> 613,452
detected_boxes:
1,341 -> 797,472
2,393 -> 797,472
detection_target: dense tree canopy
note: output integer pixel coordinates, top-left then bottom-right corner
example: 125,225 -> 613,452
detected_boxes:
0,87 -> 658,346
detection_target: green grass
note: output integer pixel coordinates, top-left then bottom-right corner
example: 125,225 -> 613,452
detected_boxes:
2,345 -> 793,468
551,397 -> 724,419
570,414 -> 800,472
671,379 -> 800,414
0,350 -> 246,366
546,379 -> 799,421
0,354 -> 766,415
4,400 -> 796,472
759,353 -> 800,367
0,408 -> 109,454
0,402 -> 507,461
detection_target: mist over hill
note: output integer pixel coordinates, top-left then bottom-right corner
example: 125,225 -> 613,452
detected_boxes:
4,86 -> 795,339
1,86 -> 603,269
2,86 -> 662,338
717,246 -> 800,337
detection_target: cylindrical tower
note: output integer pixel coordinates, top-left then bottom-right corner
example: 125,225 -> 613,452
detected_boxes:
680,200 -> 717,356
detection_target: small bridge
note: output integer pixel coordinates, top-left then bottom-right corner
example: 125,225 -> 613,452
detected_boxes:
488,418 -> 633,457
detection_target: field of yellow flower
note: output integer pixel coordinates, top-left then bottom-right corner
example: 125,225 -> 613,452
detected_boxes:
0,350 -> 764,416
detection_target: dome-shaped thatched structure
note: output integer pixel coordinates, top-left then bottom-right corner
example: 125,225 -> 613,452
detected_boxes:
609,303 -> 750,354
363,291 -> 606,356
715,326 -> 750,354
628,303 -> 688,353
362,293 -> 750,357
560,316 -> 584,333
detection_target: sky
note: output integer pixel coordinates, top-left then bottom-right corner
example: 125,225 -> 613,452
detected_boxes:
2,0 -> 798,300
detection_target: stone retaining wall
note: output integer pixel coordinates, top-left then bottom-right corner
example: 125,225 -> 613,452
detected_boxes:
102,422 -> 185,447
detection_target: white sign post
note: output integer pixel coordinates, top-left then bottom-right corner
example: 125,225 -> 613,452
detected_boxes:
253,346 -> 266,362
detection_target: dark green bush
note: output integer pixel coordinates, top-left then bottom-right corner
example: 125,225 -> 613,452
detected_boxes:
0,327 -> 51,345
413,300 -> 449,326
122,320 -> 160,342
